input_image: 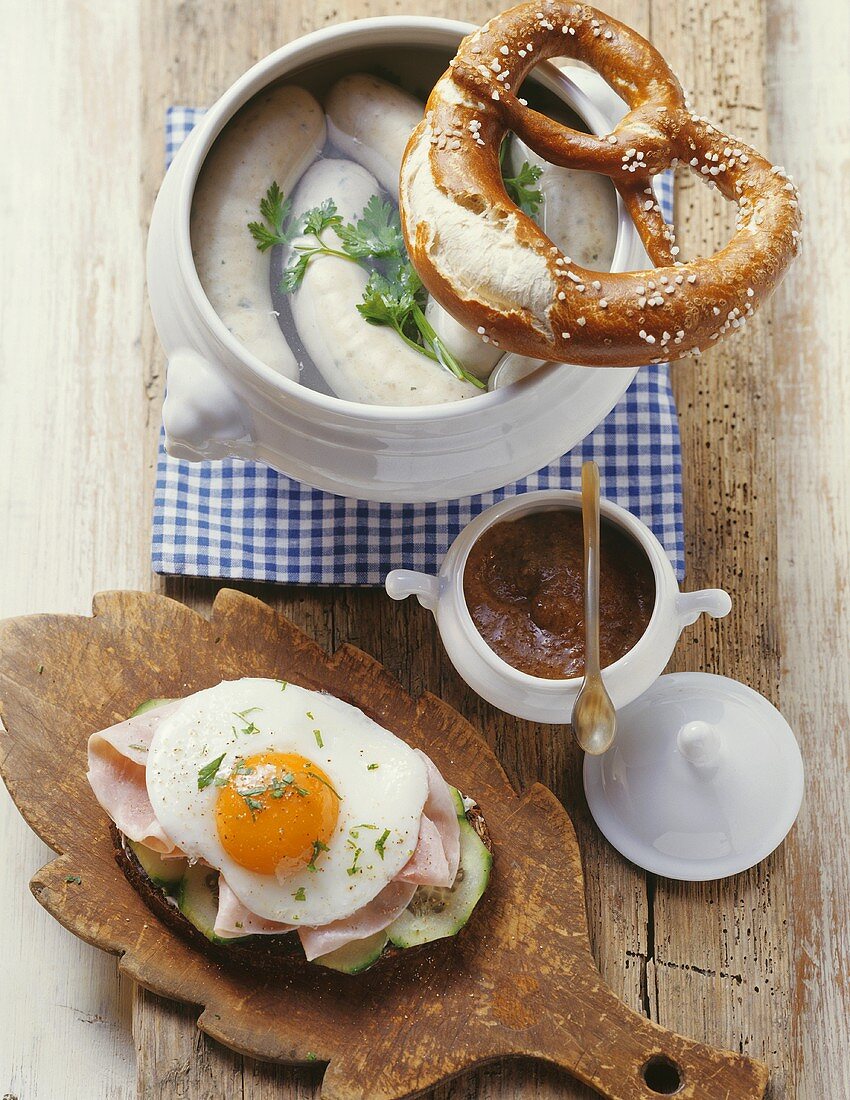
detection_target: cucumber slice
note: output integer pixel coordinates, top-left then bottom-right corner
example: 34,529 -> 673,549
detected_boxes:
313,931 -> 389,974
128,840 -> 187,890
387,814 -> 492,949
449,785 -> 465,815
177,864 -> 249,944
130,697 -> 175,718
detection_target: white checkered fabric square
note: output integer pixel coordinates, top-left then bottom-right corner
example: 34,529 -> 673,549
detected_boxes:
152,108 -> 684,584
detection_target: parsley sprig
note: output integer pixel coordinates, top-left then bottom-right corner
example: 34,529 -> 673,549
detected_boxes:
353,259 -> 471,383
335,196 -> 405,258
247,182 -> 295,251
248,186 -> 485,390
279,199 -> 351,291
499,142 -> 544,219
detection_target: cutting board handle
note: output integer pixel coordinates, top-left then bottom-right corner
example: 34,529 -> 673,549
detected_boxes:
533,981 -> 768,1099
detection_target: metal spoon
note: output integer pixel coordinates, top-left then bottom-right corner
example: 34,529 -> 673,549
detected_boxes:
571,460 -> 617,755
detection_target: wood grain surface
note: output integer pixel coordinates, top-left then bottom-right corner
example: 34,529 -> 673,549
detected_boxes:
0,0 -> 845,1098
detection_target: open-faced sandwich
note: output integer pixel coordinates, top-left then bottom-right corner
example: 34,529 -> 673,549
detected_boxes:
87,678 -> 491,974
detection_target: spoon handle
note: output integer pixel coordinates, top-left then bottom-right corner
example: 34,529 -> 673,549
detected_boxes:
581,460 -> 601,678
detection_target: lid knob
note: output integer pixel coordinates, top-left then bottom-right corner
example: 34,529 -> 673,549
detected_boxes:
676,720 -> 722,771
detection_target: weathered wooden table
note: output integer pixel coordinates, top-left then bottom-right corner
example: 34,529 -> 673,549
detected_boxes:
1,1 -> 846,1097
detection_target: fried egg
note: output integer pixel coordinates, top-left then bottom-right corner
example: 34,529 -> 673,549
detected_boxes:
146,678 -> 429,926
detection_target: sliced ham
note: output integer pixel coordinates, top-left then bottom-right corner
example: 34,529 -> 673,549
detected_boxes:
396,814 -> 453,888
87,701 -> 181,855
415,750 -> 461,882
214,877 -> 295,939
297,879 -> 417,961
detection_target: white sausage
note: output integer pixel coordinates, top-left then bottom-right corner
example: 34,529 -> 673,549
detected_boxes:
508,137 -> 618,270
325,73 -> 502,381
287,159 -> 480,406
191,85 -> 325,379
325,73 -> 417,198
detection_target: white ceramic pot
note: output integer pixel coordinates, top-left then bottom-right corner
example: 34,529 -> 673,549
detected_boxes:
146,17 -> 646,503
385,490 -> 731,723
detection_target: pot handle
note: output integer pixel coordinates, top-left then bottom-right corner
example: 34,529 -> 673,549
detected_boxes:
676,588 -> 732,627
163,349 -> 255,462
385,570 -> 440,612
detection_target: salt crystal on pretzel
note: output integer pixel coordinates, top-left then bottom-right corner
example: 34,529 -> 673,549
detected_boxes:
399,0 -> 802,367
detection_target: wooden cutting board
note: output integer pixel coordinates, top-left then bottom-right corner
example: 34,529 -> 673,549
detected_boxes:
0,589 -> 767,1099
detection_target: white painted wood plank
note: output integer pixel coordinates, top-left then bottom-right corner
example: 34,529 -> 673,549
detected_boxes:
0,1 -> 143,1095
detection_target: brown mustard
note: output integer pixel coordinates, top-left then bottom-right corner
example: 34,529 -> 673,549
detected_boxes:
462,510 -> 656,679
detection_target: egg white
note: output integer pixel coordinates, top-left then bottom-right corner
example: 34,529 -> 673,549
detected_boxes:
146,678 -> 429,926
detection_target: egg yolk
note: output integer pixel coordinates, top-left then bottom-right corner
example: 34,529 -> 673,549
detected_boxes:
215,751 -> 339,876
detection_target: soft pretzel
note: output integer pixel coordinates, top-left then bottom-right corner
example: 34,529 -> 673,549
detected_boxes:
399,1 -> 802,367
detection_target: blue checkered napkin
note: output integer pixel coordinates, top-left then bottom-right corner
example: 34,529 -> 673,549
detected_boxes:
152,108 -> 684,584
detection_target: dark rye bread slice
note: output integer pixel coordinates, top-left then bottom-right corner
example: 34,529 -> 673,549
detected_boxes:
110,801 -> 492,975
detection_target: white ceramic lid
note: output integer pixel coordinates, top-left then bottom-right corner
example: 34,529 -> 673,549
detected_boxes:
583,672 -> 804,881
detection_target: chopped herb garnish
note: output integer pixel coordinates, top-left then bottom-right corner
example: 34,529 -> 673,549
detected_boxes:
270,772 -> 309,798
293,886 -> 306,901
346,846 -> 363,877
233,708 -> 262,720
239,720 -> 261,736
307,838 -> 329,873
499,142 -> 544,218
235,921 -> 243,929
276,679 -> 288,691
313,729 -> 323,748
65,875 -> 82,884
247,182 -> 295,252
375,829 -> 391,860
367,763 -> 380,771
306,771 -> 341,800
197,753 -> 227,790
306,1052 -> 318,1063
306,710 -> 315,720
241,792 -> 265,818
128,743 -> 148,752
217,759 -> 251,786
348,823 -> 377,840
37,664 -> 44,675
